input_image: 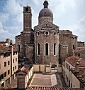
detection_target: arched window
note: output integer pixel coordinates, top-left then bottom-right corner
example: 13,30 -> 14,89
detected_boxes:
73,45 -> 75,50
54,43 -> 56,55
37,43 -> 40,55
45,43 -> 48,55
37,32 -> 40,36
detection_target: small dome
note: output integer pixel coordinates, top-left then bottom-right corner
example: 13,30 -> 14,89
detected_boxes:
39,8 -> 53,18
38,0 -> 53,18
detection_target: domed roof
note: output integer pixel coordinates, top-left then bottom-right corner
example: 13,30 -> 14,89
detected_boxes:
38,1 -> 53,18
39,8 -> 53,18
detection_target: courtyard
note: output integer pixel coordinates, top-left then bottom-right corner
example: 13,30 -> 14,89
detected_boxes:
29,73 -> 61,87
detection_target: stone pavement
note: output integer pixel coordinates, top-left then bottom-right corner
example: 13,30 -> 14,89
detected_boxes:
29,73 -> 52,87
4,73 -> 65,89
5,78 -> 17,89
29,73 -> 62,88
54,73 -> 63,88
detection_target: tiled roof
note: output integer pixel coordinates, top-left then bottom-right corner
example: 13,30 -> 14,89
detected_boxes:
66,56 -> 85,86
1,87 -> 84,90
0,45 -> 17,54
74,47 -> 85,53
66,56 -> 80,67
21,66 -> 29,74
27,87 -> 84,90
16,67 -> 29,74
66,56 -> 85,67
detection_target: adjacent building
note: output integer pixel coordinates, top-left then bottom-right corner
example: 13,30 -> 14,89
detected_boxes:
62,56 -> 85,88
0,45 -> 18,87
59,30 -> 77,63
15,6 -> 34,61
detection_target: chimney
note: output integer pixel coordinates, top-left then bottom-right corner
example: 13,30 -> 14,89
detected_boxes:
75,62 -> 79,72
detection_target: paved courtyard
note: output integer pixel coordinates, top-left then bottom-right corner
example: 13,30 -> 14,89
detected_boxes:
5,73 -> 63,89
29,73 -> 57,87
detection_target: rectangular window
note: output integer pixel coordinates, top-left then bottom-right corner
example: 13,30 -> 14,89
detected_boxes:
54,43 -> 56,55
16,58 -> 17,62
13,59 -> 14,63
73,45 -> 75,50
37,43 -> 40,55
4,72 -> 6,77
45,43 -> 48,55
13,67 -> 14,71
8,70 -> 10,75
15,66 -> 16,69
4,62 -> 6,67
1,74 -> 4,79
8,61 -> 10,65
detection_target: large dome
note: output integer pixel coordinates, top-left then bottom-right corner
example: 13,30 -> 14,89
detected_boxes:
38,1 -> 53,24
39,8 -> 53,18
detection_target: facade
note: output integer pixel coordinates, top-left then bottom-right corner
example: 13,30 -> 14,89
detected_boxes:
77,41 -> 85,47
15,1 -> 78,67
34,1 -> 59,66
74,41 -> 85,60
62,56 -> 85,88
59,30 -> 77,63
0,45 -> 18,87
15,6 -> 34,61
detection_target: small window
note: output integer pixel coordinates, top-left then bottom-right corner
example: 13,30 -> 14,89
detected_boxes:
4,72 -> 6,77
8,61 -> 10,65
37,32 -> 40,36
4,62 -> 6,67
16,58 -> 17,62
78,53 -> 80,57
13,59 -> 14,63
73,45 -> 75,50
13,67 -> 14,71
1,74 -> 4,79
8,70 -> 10,75
15,66 -> 16,69
54,32 -> 56,35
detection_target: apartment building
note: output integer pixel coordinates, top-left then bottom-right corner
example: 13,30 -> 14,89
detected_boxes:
0,45 -> 18,87
62,56 -> 85,88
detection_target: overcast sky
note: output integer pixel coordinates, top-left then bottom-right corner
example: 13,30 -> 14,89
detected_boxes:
0,0 -> 85,43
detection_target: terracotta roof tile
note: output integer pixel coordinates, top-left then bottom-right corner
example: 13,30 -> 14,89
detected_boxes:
66,56 -> 80,67
27,87 -> 84,90
21,66 -> 29,74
